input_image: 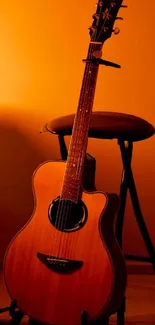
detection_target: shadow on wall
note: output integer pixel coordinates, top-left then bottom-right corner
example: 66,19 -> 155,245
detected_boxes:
0,117 -> 58,262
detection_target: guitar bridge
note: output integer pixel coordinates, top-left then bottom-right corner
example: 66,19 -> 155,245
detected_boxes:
37,252 -> 83,274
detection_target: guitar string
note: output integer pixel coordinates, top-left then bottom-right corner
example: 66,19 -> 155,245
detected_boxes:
54,58 -> 95,260
66,1 -> 116,259
56,45 -> 99,260
51,2 -> 112,262
48,63 -> 91,262
56,0 -> 111,258
53,48 -> 96,260
51,39 -> 97,259
59,99 -> 93,258
64,64 -> 99,260
53,2 -> 107,260
48,108 -> 83,262
49,1 -> 114,261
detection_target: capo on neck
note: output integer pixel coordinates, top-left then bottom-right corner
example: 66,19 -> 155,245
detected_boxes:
82,58 -> 121,69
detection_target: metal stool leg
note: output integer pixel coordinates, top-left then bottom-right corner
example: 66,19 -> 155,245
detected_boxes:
115,141 -> 132,325
115,140 -> 133,247
119,140 -> 155,270
117,297 -> 126,325
116,139 -> 155,324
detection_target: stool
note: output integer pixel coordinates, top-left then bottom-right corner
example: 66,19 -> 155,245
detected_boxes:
44,111 -> 155,325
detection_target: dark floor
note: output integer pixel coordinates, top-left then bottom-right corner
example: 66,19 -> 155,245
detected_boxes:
0,270 -> 155,324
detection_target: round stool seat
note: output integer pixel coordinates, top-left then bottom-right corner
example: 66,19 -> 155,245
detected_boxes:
45,111 -> 155,142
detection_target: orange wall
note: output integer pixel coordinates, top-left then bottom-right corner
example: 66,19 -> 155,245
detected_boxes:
0,0 -> 155,262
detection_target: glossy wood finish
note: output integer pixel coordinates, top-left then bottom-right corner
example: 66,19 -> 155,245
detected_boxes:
4,161 -> 126,325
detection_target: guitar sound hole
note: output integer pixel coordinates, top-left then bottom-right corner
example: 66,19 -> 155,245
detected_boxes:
48,197 -> 87,232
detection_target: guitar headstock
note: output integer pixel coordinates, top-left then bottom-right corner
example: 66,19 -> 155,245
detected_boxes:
90,0 -> 125,44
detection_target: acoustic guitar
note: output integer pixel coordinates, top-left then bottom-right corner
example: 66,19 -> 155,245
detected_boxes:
4,1 -> 127,324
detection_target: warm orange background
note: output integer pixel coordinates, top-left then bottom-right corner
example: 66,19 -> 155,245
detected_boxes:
0,0 -> 155,263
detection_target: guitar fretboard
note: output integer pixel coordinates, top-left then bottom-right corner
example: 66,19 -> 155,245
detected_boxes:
60,43 -> 102,202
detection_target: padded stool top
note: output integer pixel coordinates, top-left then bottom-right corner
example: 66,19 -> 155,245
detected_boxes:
45,111 -> 155,142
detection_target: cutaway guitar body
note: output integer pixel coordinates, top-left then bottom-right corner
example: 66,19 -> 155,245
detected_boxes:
4,1 -> 127,323
4,161 -> 126,325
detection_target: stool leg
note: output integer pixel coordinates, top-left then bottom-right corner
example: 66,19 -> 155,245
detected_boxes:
119,140 -> 155,270
127,162 -> 155,269
115,167 -> 128,248
115,140 -> 133,248
115,141 -> 130,325
117,297 -> 126,325
58,135 -> 68,160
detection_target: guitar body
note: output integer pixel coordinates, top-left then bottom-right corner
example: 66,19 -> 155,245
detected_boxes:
4,1 -> 127,322
4,161 -> 127,325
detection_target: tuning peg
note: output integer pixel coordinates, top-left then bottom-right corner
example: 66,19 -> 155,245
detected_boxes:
110,1 -> 116,8
121,4 -> 128,8
92,13 -> 100,20
113,27 -> 120,35
92,14 -> 100,26
116,17 -> 123,20
88,26 -> 96,34
88,26 -> 96,31
99,1 -> 103,6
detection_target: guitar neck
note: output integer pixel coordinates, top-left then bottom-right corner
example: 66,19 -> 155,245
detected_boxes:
60,43 -> 102,202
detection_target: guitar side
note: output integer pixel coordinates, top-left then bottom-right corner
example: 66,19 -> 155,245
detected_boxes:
4,160 -> 127,325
